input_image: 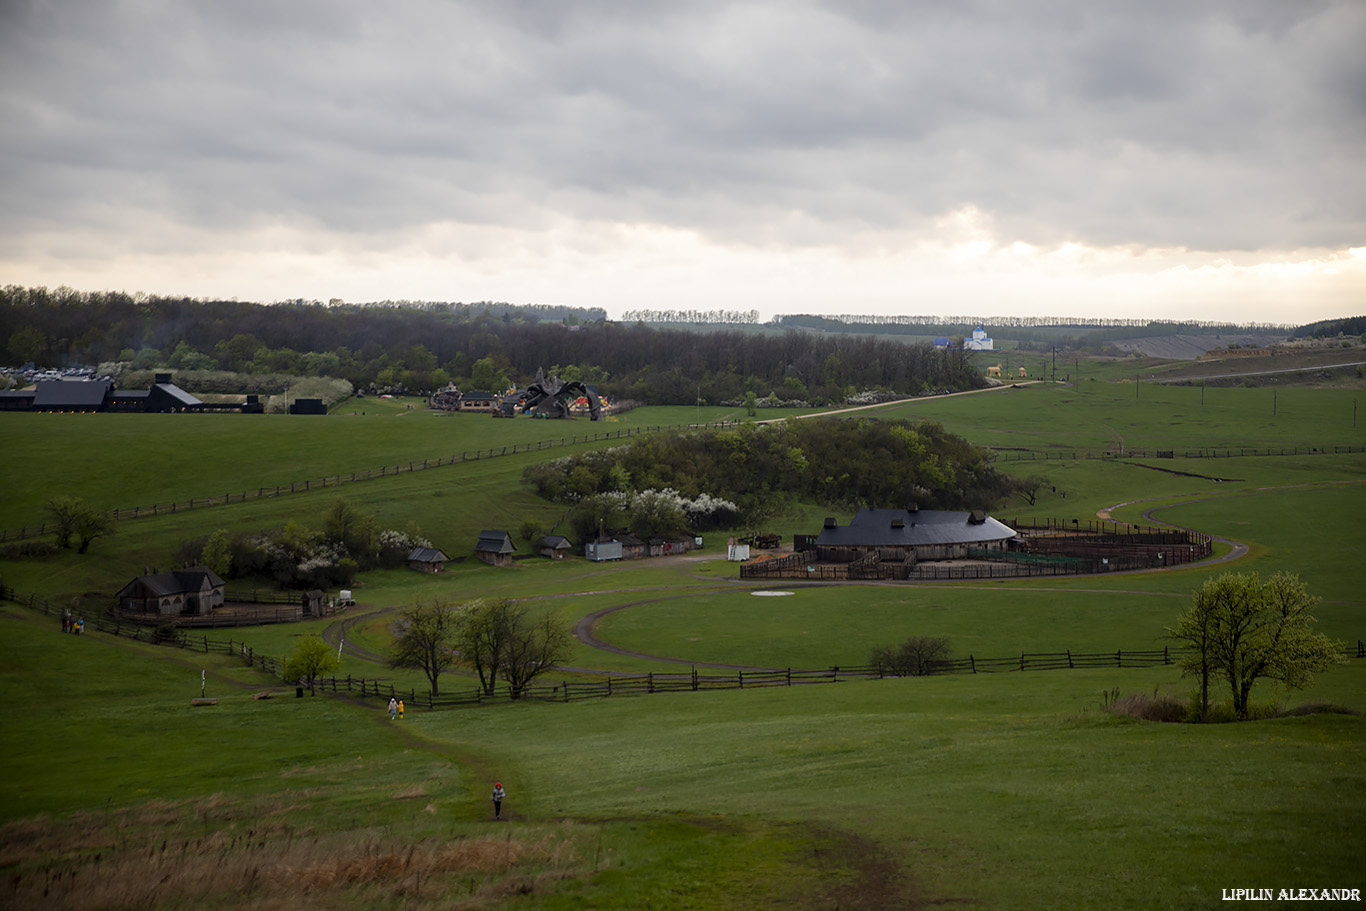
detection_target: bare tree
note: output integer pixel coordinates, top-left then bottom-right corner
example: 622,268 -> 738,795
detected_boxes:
870,635 -> 952,676
1016,475 -> 1048,507
502,609 -> 574,698
45,495 -> 84,549
388,600 -> 461,696
453,599 -> 572,698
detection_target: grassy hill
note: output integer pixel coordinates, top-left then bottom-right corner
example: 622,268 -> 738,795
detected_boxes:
2,385 -> 1364,909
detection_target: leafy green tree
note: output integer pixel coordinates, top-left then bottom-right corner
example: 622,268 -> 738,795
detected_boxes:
201,529 -> 233,577
519,519 -> 546,545
470,356 -> 510,393
321,498 -> 377,561
73,507 -> 115,554
284,637 -> 339,695
1169,572 -> 1345,720
388,600 -> 461,696
628,489 -> 686,539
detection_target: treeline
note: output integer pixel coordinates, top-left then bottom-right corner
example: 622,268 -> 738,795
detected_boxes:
621,308 -> 761,324
1,285 -> 982,404
771,314 -> 1295,331
1292,316 -> 1366,339
524,418 -> 1019,538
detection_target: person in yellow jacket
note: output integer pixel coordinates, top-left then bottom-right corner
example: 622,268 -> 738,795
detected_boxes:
397,699 -> 405,720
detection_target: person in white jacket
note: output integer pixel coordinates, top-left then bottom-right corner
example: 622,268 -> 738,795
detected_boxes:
491,782 -> 506,820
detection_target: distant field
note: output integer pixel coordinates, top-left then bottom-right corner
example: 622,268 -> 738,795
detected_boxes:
3,380 -> 1364,909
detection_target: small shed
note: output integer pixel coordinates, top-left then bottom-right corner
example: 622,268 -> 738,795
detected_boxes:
116,567 -> 226,616
617,533 -> 647,560
475,530 -> 516,567
537,535 -> 573,560
407,546 -> 450,573
648,536 -> 695,557
302,589 -> 326,615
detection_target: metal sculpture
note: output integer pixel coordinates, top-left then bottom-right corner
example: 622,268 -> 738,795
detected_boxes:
500,368 -> 603,420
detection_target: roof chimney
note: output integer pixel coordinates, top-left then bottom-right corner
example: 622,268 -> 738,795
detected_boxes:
823,517 -> 837,529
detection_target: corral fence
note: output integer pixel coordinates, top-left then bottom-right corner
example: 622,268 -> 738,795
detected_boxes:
989,444 -> 1365,462
742,518 -> 1211,581
0,419 -> 741,543
7,585 -> 1363,712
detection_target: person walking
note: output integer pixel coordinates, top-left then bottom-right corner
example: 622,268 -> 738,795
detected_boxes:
491,782 -> 505,820
388,696 -> 397,720
397,699 -> 404,720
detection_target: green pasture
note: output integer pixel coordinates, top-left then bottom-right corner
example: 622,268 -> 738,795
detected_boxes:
875,381 -> 1365,452
3,385 -> 1366,909
427,665 -> 1366,909
0,403 -> 759,528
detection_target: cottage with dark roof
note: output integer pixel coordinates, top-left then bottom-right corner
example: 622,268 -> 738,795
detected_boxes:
116,567 -> 226,616
815,508 -> 1016,562
474,530 -> 516,566
407,546 -> 450,573
536,534 -> 573,560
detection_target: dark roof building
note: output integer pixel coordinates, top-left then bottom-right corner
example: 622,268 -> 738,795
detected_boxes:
407,546 -> 450,572
3,373 -> 234,413
536,534 -> 573,559
116,567 -> 226,616
474,530 -> 516,566
815,508 -> 1016,560
32,379 -> 112,411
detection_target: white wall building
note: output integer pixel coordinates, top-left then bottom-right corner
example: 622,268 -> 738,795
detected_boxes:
964,326 -> 994,350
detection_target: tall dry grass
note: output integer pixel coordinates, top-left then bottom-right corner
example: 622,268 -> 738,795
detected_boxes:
0,794 -> 580,911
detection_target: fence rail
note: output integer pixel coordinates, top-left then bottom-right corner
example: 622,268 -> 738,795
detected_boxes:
6,585 -> 1362,712
0,419 -> 741,543
988,445 -> 1365,462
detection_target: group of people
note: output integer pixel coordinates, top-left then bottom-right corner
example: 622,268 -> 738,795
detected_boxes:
383,698 -> 507,821
61,610 -> 84,635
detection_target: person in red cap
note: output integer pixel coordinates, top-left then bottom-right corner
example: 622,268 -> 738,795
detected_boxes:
491,781 -> 506,820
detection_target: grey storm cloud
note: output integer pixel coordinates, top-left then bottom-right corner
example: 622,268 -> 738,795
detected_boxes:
2,0 -> 1363,256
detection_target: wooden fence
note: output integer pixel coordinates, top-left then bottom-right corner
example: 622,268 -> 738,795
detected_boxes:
989,444 -> 1364,462
6,585 -> 1362,712
0,419 -> 740,543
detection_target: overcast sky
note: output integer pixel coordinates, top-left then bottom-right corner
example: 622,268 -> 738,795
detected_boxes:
2,0 -> 1363,325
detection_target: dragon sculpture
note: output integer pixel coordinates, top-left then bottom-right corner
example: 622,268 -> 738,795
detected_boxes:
500,368 -> 603,420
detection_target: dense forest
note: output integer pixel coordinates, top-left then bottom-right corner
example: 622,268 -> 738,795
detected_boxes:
523,418 -> 1019,540
1293,316 -> 1366,339
0,286 -> 981,404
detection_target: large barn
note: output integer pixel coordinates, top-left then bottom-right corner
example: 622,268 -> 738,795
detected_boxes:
814,507 -> 1016,562
116,567 -> 226,616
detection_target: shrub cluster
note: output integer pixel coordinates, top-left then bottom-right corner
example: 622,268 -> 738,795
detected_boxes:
525,418 -> 1020,530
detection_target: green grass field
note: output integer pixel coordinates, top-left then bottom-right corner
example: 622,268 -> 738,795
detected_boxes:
2,381 -> 1364,909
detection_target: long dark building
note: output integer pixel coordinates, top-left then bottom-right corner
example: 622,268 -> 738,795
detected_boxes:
0,373 -> 262,413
